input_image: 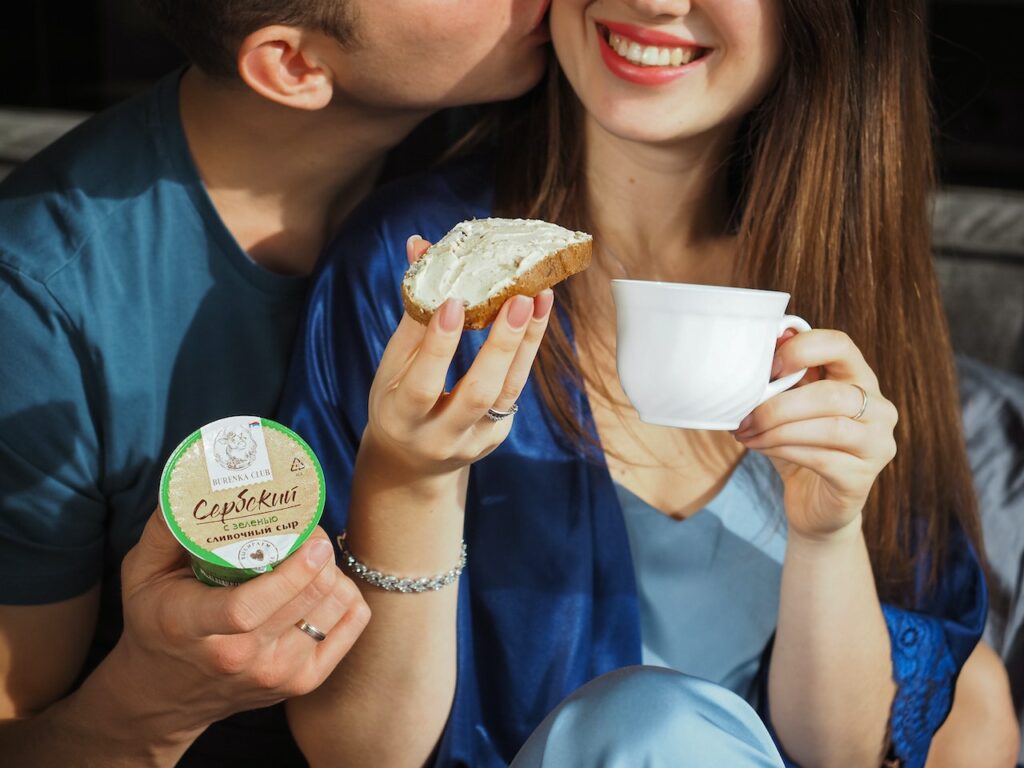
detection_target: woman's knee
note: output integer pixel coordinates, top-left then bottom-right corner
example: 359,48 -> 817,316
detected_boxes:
927,642 -> 1019,768
512,666 -> 784,768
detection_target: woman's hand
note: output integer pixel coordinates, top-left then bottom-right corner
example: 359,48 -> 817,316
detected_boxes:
733,329 -> 898,540
359,236 -> 554,491
287,235 -> 554,768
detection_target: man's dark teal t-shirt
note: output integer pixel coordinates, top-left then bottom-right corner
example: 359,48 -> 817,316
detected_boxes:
0,71 -> 308,746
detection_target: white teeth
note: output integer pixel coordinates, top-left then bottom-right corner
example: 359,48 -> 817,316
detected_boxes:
606,31 -> 697,68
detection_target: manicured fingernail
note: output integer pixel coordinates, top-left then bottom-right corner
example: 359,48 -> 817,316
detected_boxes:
406,234 -> 422,250
439,298 -> 463,333
306,539 -> 333,568
533,289 -> 554,320
507,296 -> 532,330
737,415 -> 752,432
771,354 -> 784,378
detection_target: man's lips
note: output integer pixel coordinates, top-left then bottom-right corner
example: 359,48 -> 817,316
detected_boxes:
530,0 -> 552,32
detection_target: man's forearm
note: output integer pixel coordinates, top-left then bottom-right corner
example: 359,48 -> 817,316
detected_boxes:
0,644 -> 208,768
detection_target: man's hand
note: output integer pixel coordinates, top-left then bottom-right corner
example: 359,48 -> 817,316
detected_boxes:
112,509 -> 369,739
0,509 -> 369,768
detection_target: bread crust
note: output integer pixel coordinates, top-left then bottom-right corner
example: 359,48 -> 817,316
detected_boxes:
402,239 -> 592,330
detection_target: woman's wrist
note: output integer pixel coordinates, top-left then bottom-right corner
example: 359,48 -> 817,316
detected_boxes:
356,428 -> 465,503
786,512 -> 866,556
348,433 -> 468,577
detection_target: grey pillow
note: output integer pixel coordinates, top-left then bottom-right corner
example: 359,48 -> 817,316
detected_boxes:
935,188 -> 1024,376
958,356 -> 1024,755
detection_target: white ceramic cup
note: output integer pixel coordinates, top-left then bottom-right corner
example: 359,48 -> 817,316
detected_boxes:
611,280 -> 811,430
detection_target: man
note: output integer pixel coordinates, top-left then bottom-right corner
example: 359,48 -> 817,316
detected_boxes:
0,1 -> 550,764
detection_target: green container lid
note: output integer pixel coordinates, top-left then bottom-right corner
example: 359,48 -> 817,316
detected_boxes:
159,416 -> 325,586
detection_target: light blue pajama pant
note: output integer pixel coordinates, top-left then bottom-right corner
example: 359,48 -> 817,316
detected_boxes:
511,666 -> 786,767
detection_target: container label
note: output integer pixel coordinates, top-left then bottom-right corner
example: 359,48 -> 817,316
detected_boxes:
200,416 -> 274,492
161,416 -> 325,585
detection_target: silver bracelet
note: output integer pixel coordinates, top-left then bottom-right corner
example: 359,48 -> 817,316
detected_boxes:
336,530 -> 466,593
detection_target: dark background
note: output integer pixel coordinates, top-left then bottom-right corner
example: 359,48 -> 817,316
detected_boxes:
1,0 -> 1022,191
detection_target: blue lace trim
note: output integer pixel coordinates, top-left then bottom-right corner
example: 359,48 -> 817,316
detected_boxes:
882,605 -> 958,768
761,606 -> 960,768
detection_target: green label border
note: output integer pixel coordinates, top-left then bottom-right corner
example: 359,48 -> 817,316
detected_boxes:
159,417 -> 326,573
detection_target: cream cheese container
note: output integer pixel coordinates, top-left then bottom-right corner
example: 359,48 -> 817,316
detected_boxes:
159,416 -> 325,586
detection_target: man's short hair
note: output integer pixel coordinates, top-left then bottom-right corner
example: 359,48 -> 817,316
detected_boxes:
145,0 -> 356,78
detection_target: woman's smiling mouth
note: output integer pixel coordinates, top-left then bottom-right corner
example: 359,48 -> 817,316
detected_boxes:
594,21 -> 708,85
605,31 -> 700,66
597,22 -> 705,67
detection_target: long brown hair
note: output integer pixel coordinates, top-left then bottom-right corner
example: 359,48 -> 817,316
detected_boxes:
494,0 -> 982,606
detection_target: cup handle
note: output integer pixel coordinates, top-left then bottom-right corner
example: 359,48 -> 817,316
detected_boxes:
755,315 -> 812,408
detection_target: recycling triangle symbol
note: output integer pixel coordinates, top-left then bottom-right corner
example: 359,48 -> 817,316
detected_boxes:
291,457 -> 306,472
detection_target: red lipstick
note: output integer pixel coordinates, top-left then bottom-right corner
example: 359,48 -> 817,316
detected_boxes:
596,23 -> 706,86
597,19 -> 700,48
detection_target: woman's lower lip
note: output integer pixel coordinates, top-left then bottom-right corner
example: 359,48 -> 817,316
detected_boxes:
597,28 -> 701,86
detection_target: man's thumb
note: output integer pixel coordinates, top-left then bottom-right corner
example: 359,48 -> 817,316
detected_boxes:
122,507 -> 189,585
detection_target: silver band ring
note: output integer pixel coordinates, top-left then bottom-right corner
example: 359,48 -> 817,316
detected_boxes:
486,403 -> 519,422
851,384 -> 869,421
295,620 -> 327,642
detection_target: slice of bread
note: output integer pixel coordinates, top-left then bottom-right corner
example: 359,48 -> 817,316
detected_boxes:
402,218 -> 592,330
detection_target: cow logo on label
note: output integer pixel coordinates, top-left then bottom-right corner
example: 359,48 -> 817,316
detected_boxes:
213,426 -> 258,470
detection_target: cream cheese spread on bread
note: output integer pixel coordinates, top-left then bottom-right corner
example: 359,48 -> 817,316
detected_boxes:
404,218 -> 591,309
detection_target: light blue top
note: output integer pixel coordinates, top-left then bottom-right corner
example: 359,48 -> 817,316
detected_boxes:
616,450 -> 788,703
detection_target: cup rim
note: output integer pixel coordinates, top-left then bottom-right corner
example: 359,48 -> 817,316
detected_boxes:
610,278 -> 791,302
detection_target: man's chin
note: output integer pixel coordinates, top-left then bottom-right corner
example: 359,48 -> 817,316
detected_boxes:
479,55 -> 549,104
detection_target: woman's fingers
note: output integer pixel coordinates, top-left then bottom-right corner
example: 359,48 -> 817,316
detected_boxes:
375,312 -> 431,386
738,415 -> 876,459
736,380 -> 895,438
406,234 -> 432,265
378,285 -> 552,442
444,296 -> 535,432
489,290 -> 554,414
392,299 -> 464,420
773,330 -> 877,387
755,445 -> 865,493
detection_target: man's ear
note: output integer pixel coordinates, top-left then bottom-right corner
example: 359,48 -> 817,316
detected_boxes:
237,25 -> 335,110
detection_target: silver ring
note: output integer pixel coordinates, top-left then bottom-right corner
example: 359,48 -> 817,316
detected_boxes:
295,620 -> 327,642
851,384 -> 869,421
486,403 -> 519,422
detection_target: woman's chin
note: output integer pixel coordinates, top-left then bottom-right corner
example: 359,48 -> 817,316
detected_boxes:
586,107 -> 716,148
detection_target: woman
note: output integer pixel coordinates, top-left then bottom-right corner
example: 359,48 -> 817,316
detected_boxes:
278,0 -> 1013,765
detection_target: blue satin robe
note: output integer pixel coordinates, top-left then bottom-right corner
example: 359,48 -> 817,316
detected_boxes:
277,156 -> 987,768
